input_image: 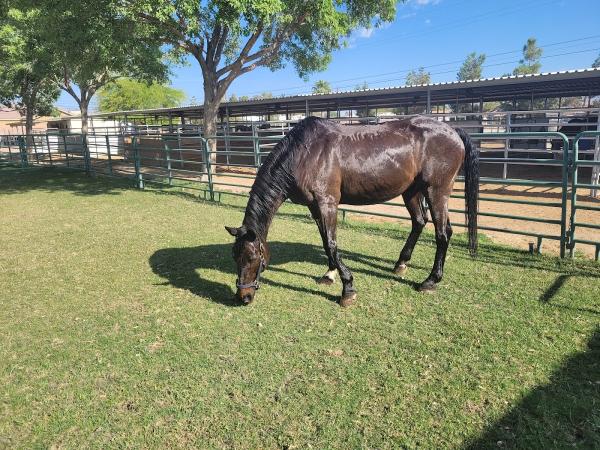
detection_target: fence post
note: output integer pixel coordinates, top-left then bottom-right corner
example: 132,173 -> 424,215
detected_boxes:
7,133 -> 13,162
252,123 -> 260,170
17,136 -> 28,168
559,133 -> 569,259
32,135 -> 40,164
202,138 -> 214,201
133,136 -> 144,189
46,134 -> 53,166
503,113 -> 511,179
63,135 -> 70,168
82,135 -> 92,174
105,135 -> 113,175
163,137 -> 172,186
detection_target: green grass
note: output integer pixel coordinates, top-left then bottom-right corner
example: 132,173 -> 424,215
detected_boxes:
1,166 -> 599,449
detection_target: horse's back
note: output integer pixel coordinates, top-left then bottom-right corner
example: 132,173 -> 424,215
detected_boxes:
291,116 -> 465,205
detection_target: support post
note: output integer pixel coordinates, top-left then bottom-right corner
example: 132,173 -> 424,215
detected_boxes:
46,134 -> 53,165
17,136 -> 28,168
164,138 -> 172,186
133,136 -> 144,189
63,135 -> 70,168
105,135 -> 113,175
503,114 -> 511,179
201,138 -> 214,201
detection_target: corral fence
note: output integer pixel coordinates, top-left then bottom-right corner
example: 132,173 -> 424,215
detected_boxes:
1,113 -> 599,261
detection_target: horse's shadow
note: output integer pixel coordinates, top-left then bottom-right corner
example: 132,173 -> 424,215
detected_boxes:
148,241 -> 422,306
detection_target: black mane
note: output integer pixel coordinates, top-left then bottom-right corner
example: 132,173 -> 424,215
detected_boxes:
242,117 -> 324,239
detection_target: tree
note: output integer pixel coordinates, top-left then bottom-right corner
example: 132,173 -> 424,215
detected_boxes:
29,0 -> 169,138
354,81 -> 369,91
405,67 -> 431,86
592,53 -> 600,68
0,7 -> 59,138
127,0 -> 400,159
513,37 -> 542,76
457,52 -> 486,81
228,93 -> 238,102
97,79 -> 186,112
312,80 -> 332,94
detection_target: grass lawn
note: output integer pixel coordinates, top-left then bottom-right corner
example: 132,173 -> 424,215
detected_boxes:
1,166 -> 599,449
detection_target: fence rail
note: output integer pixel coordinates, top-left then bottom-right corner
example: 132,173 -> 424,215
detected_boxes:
1,126 -> 599,260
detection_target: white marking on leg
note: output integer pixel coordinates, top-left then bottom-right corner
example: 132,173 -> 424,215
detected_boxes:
324,269 -> 337,281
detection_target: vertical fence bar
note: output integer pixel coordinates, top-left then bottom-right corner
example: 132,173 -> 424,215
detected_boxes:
559,134 -> 569,259
63,135 -> 70,168
163,137 -> 172,186
503,114 -> 511,179
105,135 -> 113,175
18,136 -> 28,168
32,135 -> 39,164
133,136 -> 144,189
569,137 -> 579,258
46,134 -> 53,166
7,134 -> 13,162
252,124 -> 260,170
202,137 -> 214,201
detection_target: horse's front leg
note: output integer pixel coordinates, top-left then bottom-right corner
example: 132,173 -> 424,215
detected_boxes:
310,205 -> 337,285
311,197 -> 356,307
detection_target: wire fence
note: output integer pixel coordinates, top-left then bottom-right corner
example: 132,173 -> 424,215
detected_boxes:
1,123 -> 599,260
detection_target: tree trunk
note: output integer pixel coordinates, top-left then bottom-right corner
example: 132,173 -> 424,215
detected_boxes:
25,108 -> 34,150
202,74 -> 224,172
79,98 -> 92,173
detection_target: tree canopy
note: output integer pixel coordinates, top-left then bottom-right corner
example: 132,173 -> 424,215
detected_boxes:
513,37 -> 542,76
457,52 -> 486,81
592,53 -> 600,69
97,79 -> 186,112
0,7 -> 59,134
313,80 -> 332,94
126,0 -> 401,143
405,67 -> 431,86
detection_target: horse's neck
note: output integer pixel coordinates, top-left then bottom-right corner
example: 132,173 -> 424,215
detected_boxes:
242,190 -> 286,242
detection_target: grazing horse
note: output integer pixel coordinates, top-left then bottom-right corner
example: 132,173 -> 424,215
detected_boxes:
225,116 -> 479,307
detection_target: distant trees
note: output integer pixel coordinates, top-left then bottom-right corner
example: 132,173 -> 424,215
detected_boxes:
0,7 -> 59,137
312,80 -> 332,94
513,37 -> 542,75
592,54 -> 600,68
97,79 -> 186,112
405,67 -> 431,86
457,52 -> 486,81
354,81 -> 369,91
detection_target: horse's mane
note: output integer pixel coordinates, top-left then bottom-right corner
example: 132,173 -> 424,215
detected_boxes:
243,116 -> 325,238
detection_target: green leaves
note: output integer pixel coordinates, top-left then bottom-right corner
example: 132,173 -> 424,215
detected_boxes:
457,52 -> 486,81
97,79 -> 186,112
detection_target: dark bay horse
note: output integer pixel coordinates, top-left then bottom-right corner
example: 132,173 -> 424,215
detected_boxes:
225,116 -> 479,306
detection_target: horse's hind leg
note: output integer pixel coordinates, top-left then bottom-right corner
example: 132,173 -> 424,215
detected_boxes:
311,197 -> 356,306
419,186 -> 453,292
394,191 -> 428,276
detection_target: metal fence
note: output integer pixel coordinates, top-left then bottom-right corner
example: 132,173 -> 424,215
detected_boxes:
1,124 -> 599,261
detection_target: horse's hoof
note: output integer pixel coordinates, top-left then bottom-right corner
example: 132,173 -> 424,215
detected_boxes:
339,292 -> 357,307
393,263 -> 408,276
317,276 -> 334,285
418,281 -> 437,293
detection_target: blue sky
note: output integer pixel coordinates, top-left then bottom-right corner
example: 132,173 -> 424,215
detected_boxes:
57,0 -> 600,111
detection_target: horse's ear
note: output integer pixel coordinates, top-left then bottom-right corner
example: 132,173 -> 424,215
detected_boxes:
225,226 -> 240,237
245,228 -> 257,241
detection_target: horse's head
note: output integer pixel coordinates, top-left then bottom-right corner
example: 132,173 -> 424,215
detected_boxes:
225,225 -> 269,305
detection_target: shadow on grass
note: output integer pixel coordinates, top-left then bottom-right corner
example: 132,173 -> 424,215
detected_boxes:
148,241 -> 421,306
0,166 -> 134,196
464,327 -> 600,449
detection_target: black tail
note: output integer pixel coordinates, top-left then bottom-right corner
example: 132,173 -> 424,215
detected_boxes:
455,128 -> 479,256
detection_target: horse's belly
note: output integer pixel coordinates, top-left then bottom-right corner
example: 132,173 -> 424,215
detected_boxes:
340,178 -> 413,205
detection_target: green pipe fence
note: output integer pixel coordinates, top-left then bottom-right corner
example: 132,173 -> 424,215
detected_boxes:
2,129 -> 599,260
569,131 -> 600,259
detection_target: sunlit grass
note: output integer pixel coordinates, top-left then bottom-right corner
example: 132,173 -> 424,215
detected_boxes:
1,167 -> 598,449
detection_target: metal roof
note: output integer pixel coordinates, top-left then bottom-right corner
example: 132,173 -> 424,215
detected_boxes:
93,67 -> 600,119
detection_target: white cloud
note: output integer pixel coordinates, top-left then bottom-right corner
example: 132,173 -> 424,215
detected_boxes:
415,0 -> 441,5
424,18 -> 431,25
400,12 -> 417,19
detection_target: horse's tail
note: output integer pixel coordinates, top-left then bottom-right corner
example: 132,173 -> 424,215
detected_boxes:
455,128 -> 479,256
